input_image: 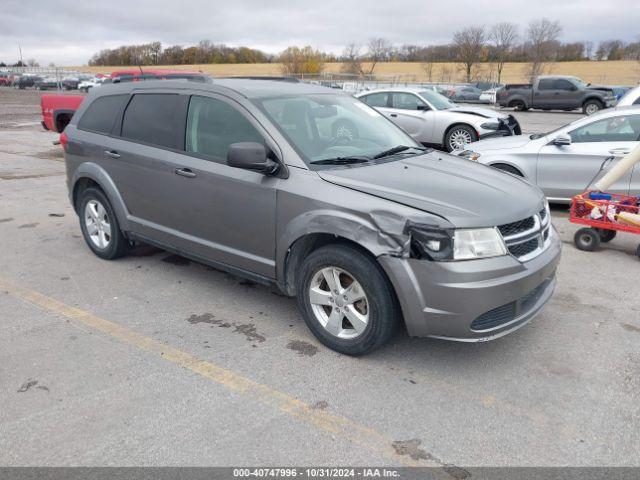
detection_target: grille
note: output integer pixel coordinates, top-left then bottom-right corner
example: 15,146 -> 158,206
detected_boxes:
470,280 -> 550,331
470,302 -> 517,331
498,217 -> 535,237
508,238 -> 539,257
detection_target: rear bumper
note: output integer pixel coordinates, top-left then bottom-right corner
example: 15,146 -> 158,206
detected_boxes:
379,226 -> 561,341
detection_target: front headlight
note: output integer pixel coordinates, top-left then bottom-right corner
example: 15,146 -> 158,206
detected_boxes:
407,225 -> 507,261
453,228 -> 507,260
480,121 -> 500,130
457,150 -> 481,162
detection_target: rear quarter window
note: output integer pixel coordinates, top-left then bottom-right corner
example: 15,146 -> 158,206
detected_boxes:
120,94 -> 185,149
77,94 -> 128,134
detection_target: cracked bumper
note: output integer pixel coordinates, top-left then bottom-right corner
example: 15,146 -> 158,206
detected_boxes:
379,227 -> 561,341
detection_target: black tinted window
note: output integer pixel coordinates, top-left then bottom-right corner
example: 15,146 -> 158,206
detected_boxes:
121,94 -> 184,149
78,95 -> 128,134
555,79 -> 574,90
361,93 -> 388,107
186,96 -> 263,162
538,79 -> 555,90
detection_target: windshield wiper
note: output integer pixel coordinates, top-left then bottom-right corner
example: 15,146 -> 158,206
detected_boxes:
310,156 -> 370,165
372,145 -> 427,159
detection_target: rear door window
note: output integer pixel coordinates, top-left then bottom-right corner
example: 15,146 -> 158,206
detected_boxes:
121,94 -> 185,149
78,94 -> 128,134
360,93 -> 389,108
538,79 -> 555,90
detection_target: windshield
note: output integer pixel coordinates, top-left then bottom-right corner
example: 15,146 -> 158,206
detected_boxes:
419,90 -> 457,110
571,77 -> 588,88
529,115 -> 590,139
256,94 -> 422,167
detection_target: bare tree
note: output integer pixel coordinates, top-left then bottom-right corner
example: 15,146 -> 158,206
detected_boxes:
526,18 -> 562,79
364,37 -> 393,75
341,43 -> 364,75
489,22 -> 518,84
422,60 -> 434,82
453,26 -> 486,83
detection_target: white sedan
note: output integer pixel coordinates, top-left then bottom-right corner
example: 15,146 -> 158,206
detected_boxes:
355,87 -> 521,151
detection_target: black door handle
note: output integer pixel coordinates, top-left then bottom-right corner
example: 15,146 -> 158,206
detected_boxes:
390,113 -> 398,118
104,150 -> 120,159
175,168 -> 197,178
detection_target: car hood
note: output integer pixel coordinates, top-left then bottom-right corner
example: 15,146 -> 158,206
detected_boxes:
317,152 -> 544,228
468,134 -> 534,152
446,106 -> 506,119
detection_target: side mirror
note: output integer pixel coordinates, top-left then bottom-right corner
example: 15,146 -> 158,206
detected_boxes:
417,104 -> 430,111
553,135 -> 572,146
227,142 -> 279,175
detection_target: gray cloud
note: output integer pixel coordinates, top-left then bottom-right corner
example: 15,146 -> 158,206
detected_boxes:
1,0 -> 638,65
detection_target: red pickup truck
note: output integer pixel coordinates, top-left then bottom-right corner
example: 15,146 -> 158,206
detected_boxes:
41,69 -> 206,133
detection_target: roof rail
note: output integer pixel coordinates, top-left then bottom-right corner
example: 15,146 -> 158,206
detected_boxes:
226,76 -> 300,83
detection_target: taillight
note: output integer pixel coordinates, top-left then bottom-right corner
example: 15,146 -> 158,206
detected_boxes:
59,132 -> 68,152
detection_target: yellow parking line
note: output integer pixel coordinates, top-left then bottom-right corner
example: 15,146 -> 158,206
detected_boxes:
0,277 -> 446,470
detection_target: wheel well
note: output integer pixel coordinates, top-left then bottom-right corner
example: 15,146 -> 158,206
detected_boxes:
489,163 -> 524,177
582,97 -> 603,106
508,99 -> 524,107
55,112 -> 73,133
282,233 -> 377,297
72,177 -> 100,212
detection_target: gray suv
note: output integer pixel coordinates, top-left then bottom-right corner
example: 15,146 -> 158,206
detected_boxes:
62,79 -> 561,355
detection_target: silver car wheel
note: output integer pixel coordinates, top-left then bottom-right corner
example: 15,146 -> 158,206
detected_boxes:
585,103 -> 599,115
449,129 -> 473,150
84,199 -> 111,249
308,266 -> 369,339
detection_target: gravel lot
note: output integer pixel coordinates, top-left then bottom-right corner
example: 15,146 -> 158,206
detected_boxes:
1,89 -> 639,468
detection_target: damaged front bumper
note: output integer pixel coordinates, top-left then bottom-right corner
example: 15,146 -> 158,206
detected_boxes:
378,226 -> 561,341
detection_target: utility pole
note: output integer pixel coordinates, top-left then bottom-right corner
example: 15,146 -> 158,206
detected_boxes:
18,43 -> 23,65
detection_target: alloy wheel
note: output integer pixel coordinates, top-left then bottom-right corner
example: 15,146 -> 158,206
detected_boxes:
449,129 -> 473,150
308,266 -> 369,339
84,199 -> 112,249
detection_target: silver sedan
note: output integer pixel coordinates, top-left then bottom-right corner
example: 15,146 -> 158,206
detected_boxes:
355,87 -> 521,151
456,106 -> 640,202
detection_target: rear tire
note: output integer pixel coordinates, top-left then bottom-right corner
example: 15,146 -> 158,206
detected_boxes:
583,99 -> 603,115
510,100 -> 528,111
296,244 -> 399,356
574,228 -> 600,252
636,244 -> 640,259
78,187 -> 130,260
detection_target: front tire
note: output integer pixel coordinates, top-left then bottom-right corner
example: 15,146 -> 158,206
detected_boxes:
78,187 -> 130,260
583,99 -> 603,115
574,228 -> 600,252
445,125 -> 477,152
296,244 -> 399,355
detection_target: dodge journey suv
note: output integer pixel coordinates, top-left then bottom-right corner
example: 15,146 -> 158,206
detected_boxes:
62,79 -> 561,355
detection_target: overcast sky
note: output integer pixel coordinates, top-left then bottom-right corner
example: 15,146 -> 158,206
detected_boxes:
1,0 -> 639,65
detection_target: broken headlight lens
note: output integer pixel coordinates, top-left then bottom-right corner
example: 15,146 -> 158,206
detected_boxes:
408,225 -> 507,261
457,150 -> 481,162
